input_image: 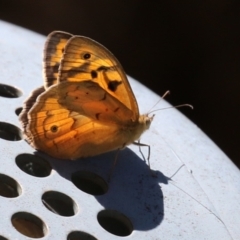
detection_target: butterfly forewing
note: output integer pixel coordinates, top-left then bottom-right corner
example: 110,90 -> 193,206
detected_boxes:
56,81 -> 135,124
58,36 -> 139,121
43,31 -> 72,89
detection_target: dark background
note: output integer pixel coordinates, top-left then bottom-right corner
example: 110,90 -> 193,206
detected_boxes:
0,1 -> 239,168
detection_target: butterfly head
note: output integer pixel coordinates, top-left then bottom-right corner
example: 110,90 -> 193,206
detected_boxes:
139,114 -> 155,131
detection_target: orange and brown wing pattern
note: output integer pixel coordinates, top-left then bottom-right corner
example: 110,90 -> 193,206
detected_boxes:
19,31 -> 152,160
56,81 -> 135,124
43,31 -> 72,89
20,81 -> 133,159
58,36 -> 139,121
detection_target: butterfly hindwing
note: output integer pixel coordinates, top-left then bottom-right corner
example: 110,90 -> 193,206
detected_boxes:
23,82 -> 137,159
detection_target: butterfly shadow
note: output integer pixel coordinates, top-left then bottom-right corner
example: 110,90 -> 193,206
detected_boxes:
45,148 -> 170,231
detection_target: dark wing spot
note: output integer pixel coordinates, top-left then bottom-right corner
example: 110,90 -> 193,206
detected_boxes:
101,92 -> 107,101
51,125 -> 58,133
45,63 -> 59,76
97,66 -> 110,72
52,63 -> 59,72
83,53 -> 91,59
108,80 -> 122,92
44,64 -> 59,86
91,70 -> 98,78
95,113 -> 101,120
114,107 -> 120,112
61,47 -> 65,53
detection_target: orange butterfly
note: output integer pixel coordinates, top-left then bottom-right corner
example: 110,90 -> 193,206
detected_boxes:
19,31 -> 153,160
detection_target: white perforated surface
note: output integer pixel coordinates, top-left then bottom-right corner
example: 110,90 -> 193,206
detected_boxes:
0,20 -> 239,240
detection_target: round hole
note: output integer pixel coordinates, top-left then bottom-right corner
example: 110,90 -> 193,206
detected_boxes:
0,83 -> 22,98
0,122 -> 22,141
15,107 -> 23,116
42,191 -> 77,217
11,212 -> 47,238
0,173 -> 21,198
67,231 -> 98,240
0,236 -> 8,240
15,154 -> 52,177
97,210 -> 133,237
71,171 -> 108,195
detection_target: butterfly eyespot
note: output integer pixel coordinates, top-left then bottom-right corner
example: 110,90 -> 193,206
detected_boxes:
50,125 -> 58,133
83,53 -> 91,59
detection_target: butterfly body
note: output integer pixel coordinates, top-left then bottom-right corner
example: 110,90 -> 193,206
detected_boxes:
19,31 -> 153,160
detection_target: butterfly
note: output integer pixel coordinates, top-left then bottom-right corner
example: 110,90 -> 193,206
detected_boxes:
19,31 -> 154,160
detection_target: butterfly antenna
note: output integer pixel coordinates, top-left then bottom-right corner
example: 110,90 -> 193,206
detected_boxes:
147,90 -> 170,114
149,104 -> 193,115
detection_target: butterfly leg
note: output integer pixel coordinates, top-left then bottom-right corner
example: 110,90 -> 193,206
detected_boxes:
107,149 -> 120,182
133,140 -> 151,169
134,141 -> 158,177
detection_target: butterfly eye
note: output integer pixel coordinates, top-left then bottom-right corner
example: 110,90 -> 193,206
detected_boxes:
83,53 -> 91,59
50,125 -> 58,133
